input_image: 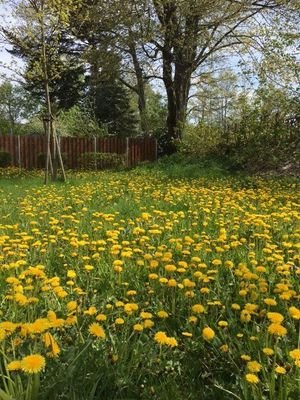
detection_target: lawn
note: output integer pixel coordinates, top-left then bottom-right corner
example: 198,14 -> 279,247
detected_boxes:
0,167 -> 299,400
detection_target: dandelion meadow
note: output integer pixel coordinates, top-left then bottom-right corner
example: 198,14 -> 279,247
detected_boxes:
0,168 -> 299,399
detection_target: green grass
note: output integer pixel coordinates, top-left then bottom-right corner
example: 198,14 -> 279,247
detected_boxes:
0,167 -> 299,400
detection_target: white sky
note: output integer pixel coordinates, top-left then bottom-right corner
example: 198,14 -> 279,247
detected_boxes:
0,3 -> 24,82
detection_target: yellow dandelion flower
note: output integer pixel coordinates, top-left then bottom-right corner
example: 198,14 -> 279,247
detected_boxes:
133,324 -> 143,332
127,290 -> 137,296
289,349 -> 300,360
245,373 -> 259,384
7,360 -> 22,371
275,366 -> 286,374
67,270 -> 76,279
182,332 -> 193,338
264,298 -> 277,306
267,312 -> 284,324
154,331 -> 168,345
165,337 -> 178,347
0,329 -> 6,341
96,313 -> 107,322
247,361 -> 262,373
267,323 -> 287,337
188,316 -> 198,324
65,315 -> 77,326
140,312 -> 153,319
220,344 -> 229,353
240,310 -> 251,323
47,310 -> 57,322
143,319 -> 154,329
263,348 -> 274,356
84,306 -> 97,316
88,323 -> 106,339
21,354 -> 46,374
202,326 -> 215,341
157,311 -> 168,319
66,301 -> 78,312
289,306 -> 300,320
191,304 -> 205,314
241,354 -> 251,361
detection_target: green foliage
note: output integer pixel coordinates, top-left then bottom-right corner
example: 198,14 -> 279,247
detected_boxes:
93,79 -> 138,137
3,0 -> 85,112
0,151 -> 12,167
36,152 -> 68,169
0,117 -> 11,135
20,118 -> 45,136
178,82 -> 300,175
135,86 -> 167,137
178,123 -> 223,156
140,152 -> 230,179
0,81 -> 40,134
56,105 -> 103,137
78,152 -> 126,170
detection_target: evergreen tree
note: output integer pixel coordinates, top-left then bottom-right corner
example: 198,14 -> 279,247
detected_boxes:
84,48 -> 138,137
94,79 -> 138,137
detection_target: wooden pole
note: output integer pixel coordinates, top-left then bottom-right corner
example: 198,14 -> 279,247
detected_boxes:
17,135 -> 21,169
126,137 -> 130,168
53,123 -> 66,182
44,117 -> 52,184
94,136 -> 97,171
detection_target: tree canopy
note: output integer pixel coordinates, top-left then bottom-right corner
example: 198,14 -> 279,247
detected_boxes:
0,0 -> 299,153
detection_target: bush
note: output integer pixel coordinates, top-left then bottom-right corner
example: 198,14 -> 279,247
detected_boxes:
0,151 -> 11,167
37,152 -> 68,169
179,124 -> 223,156
78,152 -> 126,170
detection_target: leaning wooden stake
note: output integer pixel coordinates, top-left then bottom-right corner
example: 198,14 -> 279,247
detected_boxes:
53,121 -> 66,182
44,115 -> 51,184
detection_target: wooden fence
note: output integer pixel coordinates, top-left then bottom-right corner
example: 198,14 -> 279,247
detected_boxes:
0,135 -> 157,169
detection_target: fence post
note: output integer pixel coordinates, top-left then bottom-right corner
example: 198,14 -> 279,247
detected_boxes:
126,137 -> 130,168
154,138 -> 158,161
17,135 -> 21,169
94,136 -> 97,171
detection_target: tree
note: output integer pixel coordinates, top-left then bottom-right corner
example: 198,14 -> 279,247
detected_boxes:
93,78 -> 138,137
0,80 -> 39,134
73,1 -> 296,152
69,0 -> 152,134
1,0 -> 84,182
3,1 -> 85,112
56,103 -> 103,137
143,0 -> 294,152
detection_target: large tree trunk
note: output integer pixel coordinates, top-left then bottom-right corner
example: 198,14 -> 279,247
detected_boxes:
174,63 -> 192,137
163,54 -> 192,154
155,2 -> 195,154
128,41 -> 147,133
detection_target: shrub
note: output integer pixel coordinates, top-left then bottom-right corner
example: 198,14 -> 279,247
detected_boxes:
179,124 -> 223,156
0,151 -> 12,167
78,152 -> 126,170
37,152 -> 68,169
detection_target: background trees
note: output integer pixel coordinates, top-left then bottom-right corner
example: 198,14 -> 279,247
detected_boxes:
0,0 -> 299,159
0,80 -> 39,134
